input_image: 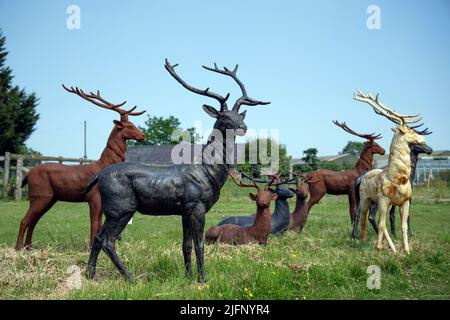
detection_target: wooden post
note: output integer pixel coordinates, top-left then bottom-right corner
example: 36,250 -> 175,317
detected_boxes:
15,157 -> 23,201
289,156 -> 293,179
2,152 -> 10,198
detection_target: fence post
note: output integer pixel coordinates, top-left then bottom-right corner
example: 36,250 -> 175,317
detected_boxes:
2,152 -> 10,198
15,157 -> 23,201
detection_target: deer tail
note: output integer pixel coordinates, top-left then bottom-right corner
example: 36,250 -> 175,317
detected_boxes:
21,175 -> 29,188
85,175 -> 99,195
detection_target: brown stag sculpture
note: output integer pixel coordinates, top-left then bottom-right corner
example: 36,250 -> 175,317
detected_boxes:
15,85 -> 145,250
206,170 -> 277,245
291,121 -> 385,231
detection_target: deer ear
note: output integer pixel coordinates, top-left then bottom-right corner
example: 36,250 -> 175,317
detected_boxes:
239,110 -> 247,119
270,193 -> 278,201
249,193 -> 257,201
113,120 -> 124,129
202,105 -> 219,118
397,124 -> 409,134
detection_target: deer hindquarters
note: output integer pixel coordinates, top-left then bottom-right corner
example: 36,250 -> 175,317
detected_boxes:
205,226 -> 221,244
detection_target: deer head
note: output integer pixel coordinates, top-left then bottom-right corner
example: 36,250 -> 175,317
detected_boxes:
291,174 -> 310,198
165,59 -> 269,137
62,85 -> 146,142
353,91 -> 427,147
333,120 -> 385,156
229,170 -> 277,208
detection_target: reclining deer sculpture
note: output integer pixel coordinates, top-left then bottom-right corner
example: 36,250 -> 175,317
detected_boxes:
218,173 -> 294,236
291,121 -> 385,231
15,85 -> 145,250
84,59 -> 270,282
352,91 -> 428,253
289,174 -> 310,228
206,170 -> 278,245
352,124 -> 433,239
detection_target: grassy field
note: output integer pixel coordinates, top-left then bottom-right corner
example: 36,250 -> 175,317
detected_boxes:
0,181 -> 449,300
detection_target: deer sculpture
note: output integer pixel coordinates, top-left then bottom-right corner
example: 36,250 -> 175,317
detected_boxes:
206,171 -> 278,245
15,85 -> 145,250
352,125 -> 433,239
289,174 -> 310,228
218,173 -> 294,236
291,121 -> 385,231
352,90 -> 429,253
83,59 -> 270,282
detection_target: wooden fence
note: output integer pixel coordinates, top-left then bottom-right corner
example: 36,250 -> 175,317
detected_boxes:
1,152 -> 95,200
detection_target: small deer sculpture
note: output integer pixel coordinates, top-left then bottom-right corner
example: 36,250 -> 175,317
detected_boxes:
15,85 -> 145,250
289,174 -> 310,228
292,121 -> 385,231
218,173 -> 294,236
352,125 -> 433,239
352,90 -> 429,253
84,60 -> 270,282
206,171 -> 278,245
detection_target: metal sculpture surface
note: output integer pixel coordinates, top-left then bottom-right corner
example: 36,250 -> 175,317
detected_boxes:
352,123 -> 432,239
289,174 -> 310,228
15,86 -> 145,250
352,91 -> 428,253
206,171 -> 278,245
291,121 -> 385,231
84,60 -> 270,282
218,173 -> 294,236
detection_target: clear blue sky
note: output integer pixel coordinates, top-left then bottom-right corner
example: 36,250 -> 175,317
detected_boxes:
0,0 -> 449,159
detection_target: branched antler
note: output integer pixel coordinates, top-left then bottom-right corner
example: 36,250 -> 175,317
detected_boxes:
202,63 -> 270,112
165,59 -> 230,111
333,120 -> 382,141
410,123 -> 432,136
62,85 -> 145,121
353,90 -> 422,125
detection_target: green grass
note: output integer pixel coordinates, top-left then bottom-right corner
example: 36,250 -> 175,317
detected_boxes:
0,181 -> 449,300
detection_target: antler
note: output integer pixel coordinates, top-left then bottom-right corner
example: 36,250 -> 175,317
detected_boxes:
62,85 -> 145,121
229,169 -> 259,190
353,90 -> 422,125
332,120 -> 382,141
202,63 -> 270,112
410,123 -> 432,136
164,59 -> 230,111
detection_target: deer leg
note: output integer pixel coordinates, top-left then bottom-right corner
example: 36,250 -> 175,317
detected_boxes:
348,187 -> 357,224
191,204 -> 207,283
400,201 -> 411,254
24,199 -> 56,249
389,206 -> 396,238
377,200 -> 396,252
368,203 -> 378,234
15,197 -> 54,250
295,191 -> 325,231
182,215 -> 193,279
88,193 -> 102,248
351,203 -> 360,240
360,199 -> 371,241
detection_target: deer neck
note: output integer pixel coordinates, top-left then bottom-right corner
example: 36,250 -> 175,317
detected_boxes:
248,205 -> 271,239
354,144 -> 374,174
409,148 -> 420,184
292,194 -> 307,216
386,134 -> 412,185
200,128 -> 236,192
97,127 -> 127,168
273,198 -> 289,218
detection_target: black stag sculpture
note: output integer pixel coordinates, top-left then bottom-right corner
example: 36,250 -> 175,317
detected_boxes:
352,124 -> 432,239
218,173 -> 294,236
84,59 -> 270,282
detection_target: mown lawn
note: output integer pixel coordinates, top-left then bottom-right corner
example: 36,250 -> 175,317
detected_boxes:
0,181 -> 449,300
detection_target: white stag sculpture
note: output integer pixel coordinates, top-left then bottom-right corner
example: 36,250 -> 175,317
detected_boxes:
353,91 -> 428,253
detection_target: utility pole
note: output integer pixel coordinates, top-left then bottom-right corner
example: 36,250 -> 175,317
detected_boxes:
84,120 -> 87,160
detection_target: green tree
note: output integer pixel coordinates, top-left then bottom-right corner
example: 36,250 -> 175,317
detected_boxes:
341,141 -> 364,156
133,115 -> 200,145
237,138 -> 290,177
0,31 -> 39,155
302,148 -> 319,169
